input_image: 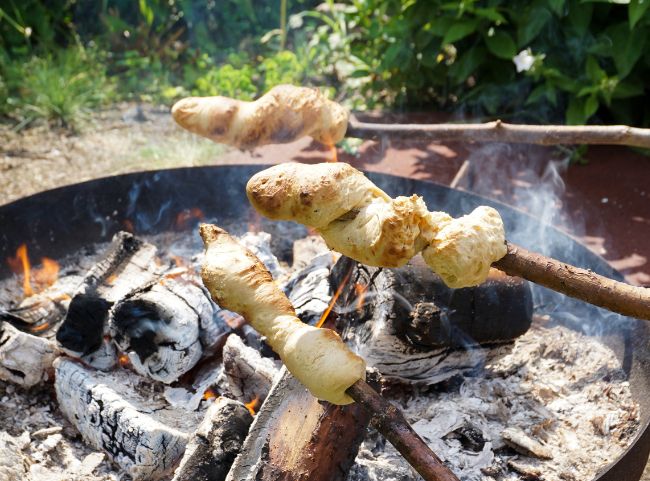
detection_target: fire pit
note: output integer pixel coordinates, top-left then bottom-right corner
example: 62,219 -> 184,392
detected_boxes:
1,164 -> 649,480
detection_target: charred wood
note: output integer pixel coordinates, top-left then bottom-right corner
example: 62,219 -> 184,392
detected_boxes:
54,357 -> 202,480
331,257 -> 532,384
225,367 -> 370,481
0,321 -> 59,386
216,333 -> 279,404
284,253 -> 334,325
110,275 -> 225,383
173,397 -> 253,481
0,274 -> 81,334
56,231 -> 159,369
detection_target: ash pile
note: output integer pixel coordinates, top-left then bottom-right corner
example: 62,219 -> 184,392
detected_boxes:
0,227 -> 641,481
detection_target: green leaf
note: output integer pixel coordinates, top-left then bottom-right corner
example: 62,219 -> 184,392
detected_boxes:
585,94 -> 599,118
566,95 -> 599,124
565,96 -> 585,124
138,0 -> 154,26
629,0 -> 650,28
607,22 -> 646,77
473,7 -> 507,23
585,56 -> 606,81
549,0 -> 567,15
518,7 -> 552,46
526,84 -> 548,105
443,19 -> 479,45
485,30 -> 517,59
448,46 -> 486,84
568,0 -> 594,35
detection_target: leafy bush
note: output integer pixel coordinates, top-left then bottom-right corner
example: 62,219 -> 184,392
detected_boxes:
291,0 -> 650,126
2,47 -> 113,129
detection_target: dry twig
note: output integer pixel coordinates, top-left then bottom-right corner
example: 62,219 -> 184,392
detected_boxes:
347,118 -> 650,148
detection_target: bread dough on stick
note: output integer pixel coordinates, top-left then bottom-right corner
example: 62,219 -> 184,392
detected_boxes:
246,162 -> 507,287
171,85 -> 349,149
199,224 -> 365,405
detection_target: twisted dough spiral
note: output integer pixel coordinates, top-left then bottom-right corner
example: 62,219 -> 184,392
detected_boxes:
199,224 -> 365,405
247,162 -> 507,288
171,85 -> 349,149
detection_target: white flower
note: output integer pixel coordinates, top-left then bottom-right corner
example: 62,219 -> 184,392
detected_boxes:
513,49 -> 535,73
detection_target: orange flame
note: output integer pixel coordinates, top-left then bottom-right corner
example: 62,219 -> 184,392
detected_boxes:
7,245 -> 60,298
107,274 -> 118,285
248,210 -> 262,233
203,388 -> 218,401
354,282 -> 368,312
328,144 -> 338,163
175,208 -> 205,230
315,268 -> 352,328
245,396 -> 260,416
29,321 -> 51,334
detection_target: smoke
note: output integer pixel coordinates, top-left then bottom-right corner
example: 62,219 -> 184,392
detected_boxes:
458,143 -> 633,339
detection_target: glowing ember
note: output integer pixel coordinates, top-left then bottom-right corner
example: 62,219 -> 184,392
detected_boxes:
107,274 -> 118,285
6,244 -> 60,298
175,207 -> 205,230
118,354 -> 130,367
244,396 -> 260,416
29,321 -> 51,333
315,267 -> 352,328
354,282 -> 368,312
122,219 -> 135,232
221,312 -> 245,329
203,388 -> 218,401
328,143 -> 338,162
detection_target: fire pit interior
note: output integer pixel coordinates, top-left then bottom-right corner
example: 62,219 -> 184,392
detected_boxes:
1,164 -> 649,481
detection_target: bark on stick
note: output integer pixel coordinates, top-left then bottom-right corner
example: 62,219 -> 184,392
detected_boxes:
346,380 -> 460,481
492,242 -> 650,321
347,118 -> 650,148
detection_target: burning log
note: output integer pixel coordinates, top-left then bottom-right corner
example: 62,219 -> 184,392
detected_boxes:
0,273 -> 80,332
199,224 -> 460,481
216,333 -> 279,404
172,397 -> 253,481
332,257 -> 532,384
225,367 -> 370,481
56,231 -> 159,369
284,253 -> 334,325
110,275 -> 225,383
0,321 -> 59,386
54,357 -> 201,480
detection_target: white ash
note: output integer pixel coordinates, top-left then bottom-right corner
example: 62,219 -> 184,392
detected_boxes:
346,324 -> 640,481
54,357 -> 201,480
0,379 -> 119,481
0,322 -> 59,386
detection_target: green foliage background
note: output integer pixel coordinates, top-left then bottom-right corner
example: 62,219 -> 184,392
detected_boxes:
0,0 -> 648,129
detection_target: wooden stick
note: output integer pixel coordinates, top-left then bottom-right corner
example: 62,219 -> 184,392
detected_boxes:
492,242 -> 650,321
347,118 -> 650,148
346,380 -> 460,481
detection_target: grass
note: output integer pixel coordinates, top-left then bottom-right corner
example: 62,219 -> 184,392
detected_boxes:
1,47 -> 114,131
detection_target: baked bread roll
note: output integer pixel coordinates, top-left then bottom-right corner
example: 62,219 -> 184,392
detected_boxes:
422,206 -> 507,288
171,85 -> 349,149
199,224 -> 365,405
246,162 -> 507,287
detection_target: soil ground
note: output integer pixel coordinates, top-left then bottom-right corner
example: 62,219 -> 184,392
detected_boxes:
1,104 -> 649,477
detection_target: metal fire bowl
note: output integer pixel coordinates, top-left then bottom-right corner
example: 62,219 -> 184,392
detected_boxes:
1,165 -> 648,480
